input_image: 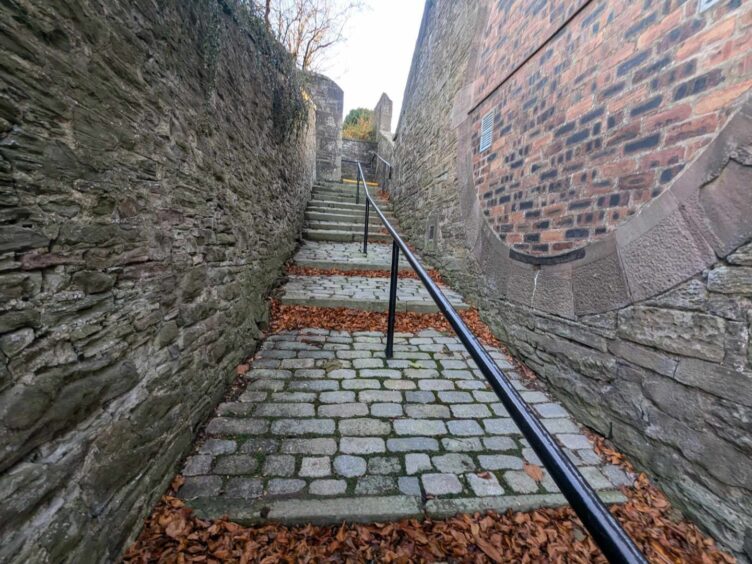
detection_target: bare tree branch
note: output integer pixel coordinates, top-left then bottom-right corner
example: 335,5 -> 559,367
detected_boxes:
252,0 -> 362,71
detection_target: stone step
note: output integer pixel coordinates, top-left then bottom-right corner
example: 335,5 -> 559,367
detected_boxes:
305,211 -> 391,225
292,242 -> 412,272
280,275 -> 469,313
306,205 -> 396,219
306,221 -> 390,234
313,186 -> 361,194
313,184 -> 379,192
311,194 -> 365,204
312,188 -> 382,200
307,199 -> 369,211
314,182 -> 361,189
307,203 -> 394,217
309,197 -> 391,210
304,229 -> 392,243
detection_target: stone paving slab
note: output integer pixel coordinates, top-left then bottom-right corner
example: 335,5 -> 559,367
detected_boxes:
179,329 -> 631,525
280,276 -> 468,312
293,241 -> 412,271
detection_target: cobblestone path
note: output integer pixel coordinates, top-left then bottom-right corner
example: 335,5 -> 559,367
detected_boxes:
280,275 -> 468,312
178,182 -> 629,524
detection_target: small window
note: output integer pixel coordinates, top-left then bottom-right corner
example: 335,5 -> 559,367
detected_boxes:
479,110 -> 494,152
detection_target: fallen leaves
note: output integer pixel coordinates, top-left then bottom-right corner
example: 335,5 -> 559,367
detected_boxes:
123,469 -> 736,563
122,269 -> 737,563
523,463 -> 544,483
269,300 -> 503,349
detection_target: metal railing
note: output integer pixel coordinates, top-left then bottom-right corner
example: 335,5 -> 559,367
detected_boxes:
350,160 -> 646,564
371,152 -> 393,180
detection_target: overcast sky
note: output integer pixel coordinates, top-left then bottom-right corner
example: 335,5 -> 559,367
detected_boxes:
320,0 -> 425,130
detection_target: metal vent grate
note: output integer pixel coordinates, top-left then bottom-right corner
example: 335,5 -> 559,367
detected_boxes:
698,0 -> 720,12
479,110 -> 494,152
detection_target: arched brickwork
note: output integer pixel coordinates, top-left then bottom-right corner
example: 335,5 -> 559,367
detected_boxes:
459,99 -> 752,315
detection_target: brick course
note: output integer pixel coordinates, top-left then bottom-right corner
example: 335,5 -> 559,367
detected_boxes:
471,0 -> 752,256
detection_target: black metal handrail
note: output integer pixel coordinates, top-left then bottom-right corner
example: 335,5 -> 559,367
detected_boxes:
371,152 -> 393,179
352,160 -> 646,564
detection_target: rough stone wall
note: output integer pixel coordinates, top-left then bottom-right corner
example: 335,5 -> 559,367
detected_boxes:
392,0 -> 486,261
341,138 -> 377,182
308,73 -> 344,181
393,0 -> 752,558
375,131 -> 395,191
0,1 -> 315,561
471,0 -> 752,256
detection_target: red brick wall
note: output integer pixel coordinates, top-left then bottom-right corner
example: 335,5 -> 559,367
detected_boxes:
471,0 -> 752,256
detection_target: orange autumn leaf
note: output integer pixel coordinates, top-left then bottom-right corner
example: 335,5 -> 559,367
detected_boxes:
524,463 -> 545,482
476,537 -> 505,563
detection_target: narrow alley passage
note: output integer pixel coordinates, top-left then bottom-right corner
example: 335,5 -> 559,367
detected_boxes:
173,182 -> 629,524
123,181 -> 737,563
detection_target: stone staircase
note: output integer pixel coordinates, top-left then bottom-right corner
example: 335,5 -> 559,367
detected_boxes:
283,181 -> 468,313
303,182 -> 393,243
174,179 -> 631,527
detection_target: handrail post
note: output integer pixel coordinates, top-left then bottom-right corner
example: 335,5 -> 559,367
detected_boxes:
356,172 -> 360,205
363,198 -> 370,254
386,240 -> 399,358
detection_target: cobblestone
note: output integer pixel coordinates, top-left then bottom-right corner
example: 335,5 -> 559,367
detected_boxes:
467,473 -> 505,496
339,418 -> 391,436
263,455 -> 296,476
271,419 -> 335,436
180,329 -> 627,523
310,479 -> 348,496
394,419 -> 447,436
198,439 -> 236,455
368,457 -> 402,475
432,453 -> 476,473
447,420 -> 485,436
281,275 -> 468,312
299,457 -> 331,478
405,453 -> 432,475
405,404 -> 451,419
340,437 -> 386,454
422,473 -> 463,496
214,455 -> 258,475
225,477 -> 264,499
387,437 -> 440,452
319,403 -> 368,417
268,479 -> 306,495
504,471 -> 539,493
334,455 -> 367,477
355,476 -> 398,495
183,455 -> 213,476
371,403 -> 404,417
398,476 -> 422,496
